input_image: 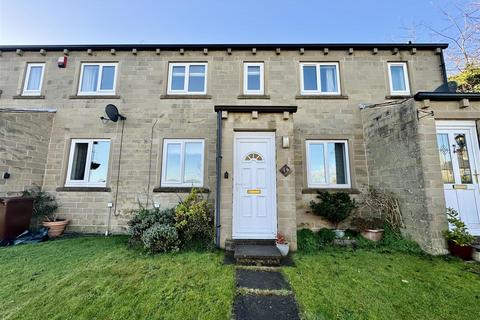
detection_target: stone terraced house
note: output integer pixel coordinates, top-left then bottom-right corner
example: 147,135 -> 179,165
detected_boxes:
1,43 -> 480,254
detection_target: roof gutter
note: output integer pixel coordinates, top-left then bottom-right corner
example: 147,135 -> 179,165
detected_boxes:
414,92 -> 480,101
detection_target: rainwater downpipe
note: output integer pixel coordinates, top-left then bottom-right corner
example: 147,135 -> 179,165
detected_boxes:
215,111 -> 222,248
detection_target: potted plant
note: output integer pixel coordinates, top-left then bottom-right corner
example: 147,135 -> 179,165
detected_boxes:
352,216 -> 385,242
23,188 -> 67,238
309,191 -> 357,238
276,233 -> 289,256
443,208 -> 474,260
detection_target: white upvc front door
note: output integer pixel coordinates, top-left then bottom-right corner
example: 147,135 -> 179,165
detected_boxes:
436,121 -> 480,235
233,132 -> 277,239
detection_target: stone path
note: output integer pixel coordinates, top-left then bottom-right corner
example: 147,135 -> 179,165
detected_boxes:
233,267 -> 300,320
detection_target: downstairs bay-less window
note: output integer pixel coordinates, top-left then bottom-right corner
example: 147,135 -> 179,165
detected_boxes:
161,139 -> 205,187
78,63 -> 118,95
66,139 -> 111,187
306,140 -> 351,188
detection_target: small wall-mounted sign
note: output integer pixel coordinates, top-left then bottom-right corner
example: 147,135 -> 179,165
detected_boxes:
247,189 -> 261,195
279,164 -> 292,177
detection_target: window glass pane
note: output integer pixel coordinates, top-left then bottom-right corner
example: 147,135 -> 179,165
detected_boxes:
320,65 -> 338,93
165,143 -> 181,183
247,65 -> 261,91
26,66 -> 43,91
184,142 -> 203,184
309,143 -> 326,184
80,65 -> 99,92
327,143 -> 347,184
454,133 -> 473,184
70,143 -> 88,180
171,66 -> 186,90
88,141 -> 110,184
390,65 -> 406,92
188,65 -> 206,92
303,66 -> 317,91
436,134 -> 455,183
100,66 -> 115,90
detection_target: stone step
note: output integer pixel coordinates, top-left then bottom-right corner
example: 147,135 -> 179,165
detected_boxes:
234,244 -> 282,266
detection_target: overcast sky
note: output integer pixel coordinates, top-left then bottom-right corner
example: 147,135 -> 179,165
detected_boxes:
0,0 -> 463,45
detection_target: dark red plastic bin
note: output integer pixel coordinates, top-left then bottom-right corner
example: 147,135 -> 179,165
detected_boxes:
0,197 -> 34,241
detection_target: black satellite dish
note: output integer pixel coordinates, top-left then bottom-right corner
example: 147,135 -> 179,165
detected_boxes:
103,104 -> 126,122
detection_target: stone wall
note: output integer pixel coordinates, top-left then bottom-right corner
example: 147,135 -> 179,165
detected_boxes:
0,110 -> 54,196
361,99 -> 448,254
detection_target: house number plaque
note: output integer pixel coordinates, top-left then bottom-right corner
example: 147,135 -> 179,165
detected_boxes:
279,164 -> 292,177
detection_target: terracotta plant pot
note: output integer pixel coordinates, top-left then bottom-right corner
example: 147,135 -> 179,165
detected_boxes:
447,241 -> 473,260
42,219 -> 69,238
361,229 -> 384,242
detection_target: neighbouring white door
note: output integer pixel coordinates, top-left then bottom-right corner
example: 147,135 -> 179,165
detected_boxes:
233,132 -> 277,239
436,121 -> 480,235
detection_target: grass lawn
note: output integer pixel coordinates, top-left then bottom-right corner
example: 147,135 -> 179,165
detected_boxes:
284,249 -> 480,320
0,236 -> 234,320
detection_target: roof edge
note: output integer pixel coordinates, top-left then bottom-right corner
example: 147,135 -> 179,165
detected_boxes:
414,91 -> 480,101
0,43 -> 448,52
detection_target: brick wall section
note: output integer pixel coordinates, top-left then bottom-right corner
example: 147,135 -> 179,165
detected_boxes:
361,99 -> 448,254
0,111 -> 54,196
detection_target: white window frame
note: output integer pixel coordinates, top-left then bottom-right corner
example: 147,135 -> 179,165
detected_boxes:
65,139 -> 111,187
243,62 -> 264,95
305,140 -> 351,188
300,62 -> 341,95
387,62 -> 410,96
161,139 -> 205,187
77,62 -> 118,95
22,63 -> 45,96
167,63 -> 208,95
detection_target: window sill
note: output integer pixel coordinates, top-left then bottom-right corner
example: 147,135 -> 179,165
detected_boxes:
153,187 -> 210,193
69,95 -> 121,99
13,95 -> 45,99
302,188 -> 360,194
295,95 -> 348,100
56,187 -> 111,192
385,95 -> 412,99
237,94 -> 270,99
160,94 -> 212,99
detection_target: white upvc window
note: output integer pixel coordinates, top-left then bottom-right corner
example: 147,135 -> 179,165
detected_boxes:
300,62 -> 341,95
306,140 -> 351,188
161,139 -> 205,187
22,63 -> 45,96
66,139 -> 111,187
243,62 -> 264,94
387,62 -> 410,95
167,63 -> 208,94
77,63 -> 118,95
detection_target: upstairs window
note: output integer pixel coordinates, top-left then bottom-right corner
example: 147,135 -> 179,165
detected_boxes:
22,63 -> 45,96
66,139 -> 111,187
306,140 -> 350,188
243,62 -> 264,94
168,63 -> 207,94
388,62 -> 410,95
300,63 -> 341,95
78,63 -> 117,95
161,139 -> 205,187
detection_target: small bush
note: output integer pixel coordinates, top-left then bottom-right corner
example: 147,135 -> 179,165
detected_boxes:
356,225 -> 423,254
22,188 -> 59,221
141,223 -> 180,253
317,228 -> 336,247
297,229 -> 318,252
175,189 -> 214,249
309,191 -> 357,229
128,207 -> 175,244
443,208 -> 474,246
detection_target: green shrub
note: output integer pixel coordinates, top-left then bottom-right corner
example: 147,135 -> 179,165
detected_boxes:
356,225 -> 423,254
175,189 -> 214,249
128,207 -> 175,244
443,208 -> 474,246
141,223 -> 180,253
22,188 -> 59,221
317,228 -> 336,247
309,191 -> 357,229
297,229 -> 318,252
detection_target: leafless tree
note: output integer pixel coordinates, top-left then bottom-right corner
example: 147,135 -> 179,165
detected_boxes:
423,1 -> 479,72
